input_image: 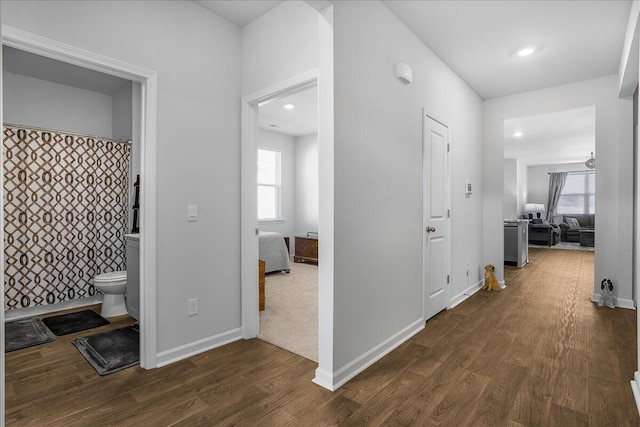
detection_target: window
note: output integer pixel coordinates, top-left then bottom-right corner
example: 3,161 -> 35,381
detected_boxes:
556,173 -> 595,215
257,148 -> 282,220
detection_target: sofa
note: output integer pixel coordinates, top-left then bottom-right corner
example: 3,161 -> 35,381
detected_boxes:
558,214 -> 595,242
528,218 -> 561,246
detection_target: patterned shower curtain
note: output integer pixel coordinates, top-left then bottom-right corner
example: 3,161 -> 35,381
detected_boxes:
3,125 -> 131,310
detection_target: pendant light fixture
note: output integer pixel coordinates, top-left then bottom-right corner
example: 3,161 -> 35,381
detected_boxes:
585,152 -> 595,169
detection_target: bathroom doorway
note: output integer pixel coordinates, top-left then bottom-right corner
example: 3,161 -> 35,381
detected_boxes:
2,46 -> 141,319
1,26 -> 158,420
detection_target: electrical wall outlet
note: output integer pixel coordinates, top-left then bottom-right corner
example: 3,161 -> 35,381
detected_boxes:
188,298 -> 198,316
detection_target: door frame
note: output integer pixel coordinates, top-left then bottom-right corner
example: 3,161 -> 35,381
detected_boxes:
0,26 -> 158,421
422,111 -> 452,321
240,69 -> 318,339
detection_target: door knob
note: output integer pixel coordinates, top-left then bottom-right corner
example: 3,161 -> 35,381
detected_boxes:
426,226 -> 436,233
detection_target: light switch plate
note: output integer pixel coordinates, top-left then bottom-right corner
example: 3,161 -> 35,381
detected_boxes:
188,298 -> 198,316
187,204 -> 198,222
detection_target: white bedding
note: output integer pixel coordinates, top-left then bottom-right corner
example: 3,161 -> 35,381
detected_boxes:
258,231 -> 291,273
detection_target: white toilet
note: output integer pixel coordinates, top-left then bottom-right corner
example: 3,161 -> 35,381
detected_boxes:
94,270 -> 128,318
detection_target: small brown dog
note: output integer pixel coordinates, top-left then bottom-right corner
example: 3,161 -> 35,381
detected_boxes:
482,264 -> 502,291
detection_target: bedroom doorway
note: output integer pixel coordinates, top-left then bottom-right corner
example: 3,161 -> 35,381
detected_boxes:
240,70 -> 320,363
256,84 -> 319,362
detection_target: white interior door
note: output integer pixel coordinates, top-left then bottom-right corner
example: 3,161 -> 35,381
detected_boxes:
423,114 -> 450,321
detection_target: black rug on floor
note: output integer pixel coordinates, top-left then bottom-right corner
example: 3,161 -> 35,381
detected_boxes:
42,310 -> 109,336
5,317 -> 55,352
72,326 -> 139,376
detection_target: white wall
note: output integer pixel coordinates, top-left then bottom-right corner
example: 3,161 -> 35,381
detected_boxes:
315,3 -> 335,387
111,81 -> 138,231
332,1 -> 483,378
483,75 -> 634,305
241,1 -> 319,96
112,81 -> 132,141
504,158 -> 529,219
517,159 -> 528,217
504,159 -> 518,219
526,165 -> 549,210
2,1 -> 242,356
295,133 -> 319,237
257,128 -> 296,239
3,71 -> 112,137
618,2 -> 640,408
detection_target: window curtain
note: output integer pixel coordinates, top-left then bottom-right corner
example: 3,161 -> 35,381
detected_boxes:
546,172 -> 568,222
3,125 -> 131,310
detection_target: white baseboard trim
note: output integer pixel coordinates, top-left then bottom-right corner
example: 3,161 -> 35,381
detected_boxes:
312,367 -> 334,390
312,318 -> 424,391
4,296 -> 103,321
632,371 -> 640,416
591,293 -> 636,310
449,280 -> 483,309
156,327 -> 242,367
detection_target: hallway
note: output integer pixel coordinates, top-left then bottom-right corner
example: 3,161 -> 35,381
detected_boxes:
5,248 -> 637,425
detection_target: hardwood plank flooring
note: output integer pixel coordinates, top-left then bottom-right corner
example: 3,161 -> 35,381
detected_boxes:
5,248 -> 639,426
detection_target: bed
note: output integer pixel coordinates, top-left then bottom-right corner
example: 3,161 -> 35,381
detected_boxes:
258,231 -> 291,273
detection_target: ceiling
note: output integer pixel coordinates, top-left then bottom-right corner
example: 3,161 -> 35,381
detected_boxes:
258,86 -> 318,137
195,0 -> 284,27
3,1 -> 624,157
504,106 -> 595,166
199,1 -> 632,101
198,0 -> 627,164
2,46 -> 130,95
382,1 -> 632,100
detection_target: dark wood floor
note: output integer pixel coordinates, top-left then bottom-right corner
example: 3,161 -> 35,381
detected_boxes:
5,248 -> 639,426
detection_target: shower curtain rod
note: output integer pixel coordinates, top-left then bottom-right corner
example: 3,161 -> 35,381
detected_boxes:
3,123 -> 132,145
547,170 -> 595,175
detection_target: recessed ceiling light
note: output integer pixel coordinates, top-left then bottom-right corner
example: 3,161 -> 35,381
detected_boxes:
283,103 -> 295,110
512,131 -> 523,137
517,47 -> 535,57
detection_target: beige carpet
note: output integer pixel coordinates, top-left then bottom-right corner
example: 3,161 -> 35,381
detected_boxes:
258,261 -> 318,362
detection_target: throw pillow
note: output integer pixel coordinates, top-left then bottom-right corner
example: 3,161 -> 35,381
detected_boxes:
565,217 -> 580,229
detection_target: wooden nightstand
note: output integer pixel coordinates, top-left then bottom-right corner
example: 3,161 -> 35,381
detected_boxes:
294,236 -> 318,264
259,260 -> 265,311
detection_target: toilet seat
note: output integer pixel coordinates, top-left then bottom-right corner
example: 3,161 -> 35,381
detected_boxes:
94,270 -> 127,283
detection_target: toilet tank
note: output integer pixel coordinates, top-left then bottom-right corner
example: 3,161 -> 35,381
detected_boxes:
125,234 -> 140,321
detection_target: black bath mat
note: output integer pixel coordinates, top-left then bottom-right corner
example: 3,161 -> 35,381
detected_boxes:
42,310 -> 109,336
5,317 -> 55,352
72,326 -> 139,376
